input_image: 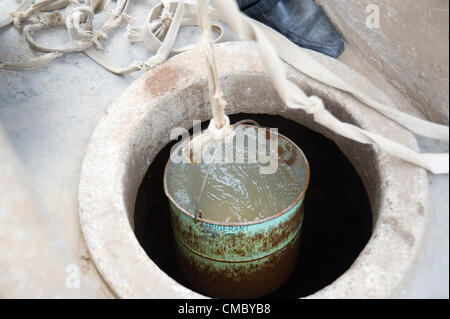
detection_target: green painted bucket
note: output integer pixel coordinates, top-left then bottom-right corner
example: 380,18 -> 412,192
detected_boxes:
163,126 -> 310,298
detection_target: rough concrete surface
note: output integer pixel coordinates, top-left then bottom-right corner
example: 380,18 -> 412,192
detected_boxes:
0,0 -> 448,298
0,129 -> 95,298
316,0 -> 449,125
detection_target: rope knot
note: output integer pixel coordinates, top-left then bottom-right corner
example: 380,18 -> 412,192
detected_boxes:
305,95 -> 325,115
306,95 -> 337,127
66,5 -> 94,42
92,30 -> 108,49
10,10 -> 29,29
38,11 -> 63,28
207,116 -> 235,143
160,9 -> 173,25
153,8 -> 173,39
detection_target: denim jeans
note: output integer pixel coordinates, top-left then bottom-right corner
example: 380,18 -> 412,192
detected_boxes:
235,0 -> 344,58
236,0 -> 280,15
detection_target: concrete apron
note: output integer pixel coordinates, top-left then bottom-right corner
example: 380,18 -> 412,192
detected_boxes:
78,41 -> 428,298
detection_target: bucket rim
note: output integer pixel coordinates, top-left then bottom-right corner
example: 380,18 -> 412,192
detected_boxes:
163,124 -> 310,227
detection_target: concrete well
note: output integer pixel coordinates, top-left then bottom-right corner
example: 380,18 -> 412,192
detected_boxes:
78,41 -> 428,298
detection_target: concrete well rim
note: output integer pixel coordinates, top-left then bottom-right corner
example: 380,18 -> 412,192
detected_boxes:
78,41 -> 428,299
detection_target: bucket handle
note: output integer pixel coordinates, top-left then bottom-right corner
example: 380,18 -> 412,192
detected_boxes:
194,120 -> 262,229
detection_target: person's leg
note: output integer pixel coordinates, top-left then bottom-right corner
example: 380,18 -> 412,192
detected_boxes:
236,0 -> 281,15
238,0 -> 344,58
235,0 -> 260,9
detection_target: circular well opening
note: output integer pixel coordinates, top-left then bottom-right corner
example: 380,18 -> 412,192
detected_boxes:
134,113 -> 372,298
79,42 -> 427,298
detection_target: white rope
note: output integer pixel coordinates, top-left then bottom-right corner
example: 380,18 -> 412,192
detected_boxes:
126,1 -> 224,54
0,0 -> 448,174
253,19 -> 449,142
1,0 -> 131,71
211,0 -> 448,174
198,0 -> 228,129
180,0 -> 235,162
23,8 -> 93,52
0,52 -> 62,70
11,0 -> 62,29
40,0 -> 73,11
0,0 -> 33,29
85,0 -> 187,74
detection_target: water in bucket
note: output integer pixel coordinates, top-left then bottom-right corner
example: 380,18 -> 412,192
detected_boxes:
166,125 -> 307,223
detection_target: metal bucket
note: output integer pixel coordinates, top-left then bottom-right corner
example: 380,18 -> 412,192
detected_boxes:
163,126 -> 310,298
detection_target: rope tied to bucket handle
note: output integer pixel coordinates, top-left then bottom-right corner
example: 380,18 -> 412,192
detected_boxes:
194,2 -> 262,227
197,0 -> 229,130
193,120 -> 262,229
181,0 -> 252,166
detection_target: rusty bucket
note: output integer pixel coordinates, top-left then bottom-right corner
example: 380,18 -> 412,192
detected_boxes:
163,126 -> 310,298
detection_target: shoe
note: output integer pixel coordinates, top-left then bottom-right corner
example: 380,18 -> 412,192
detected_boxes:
244,0 -> 345,58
